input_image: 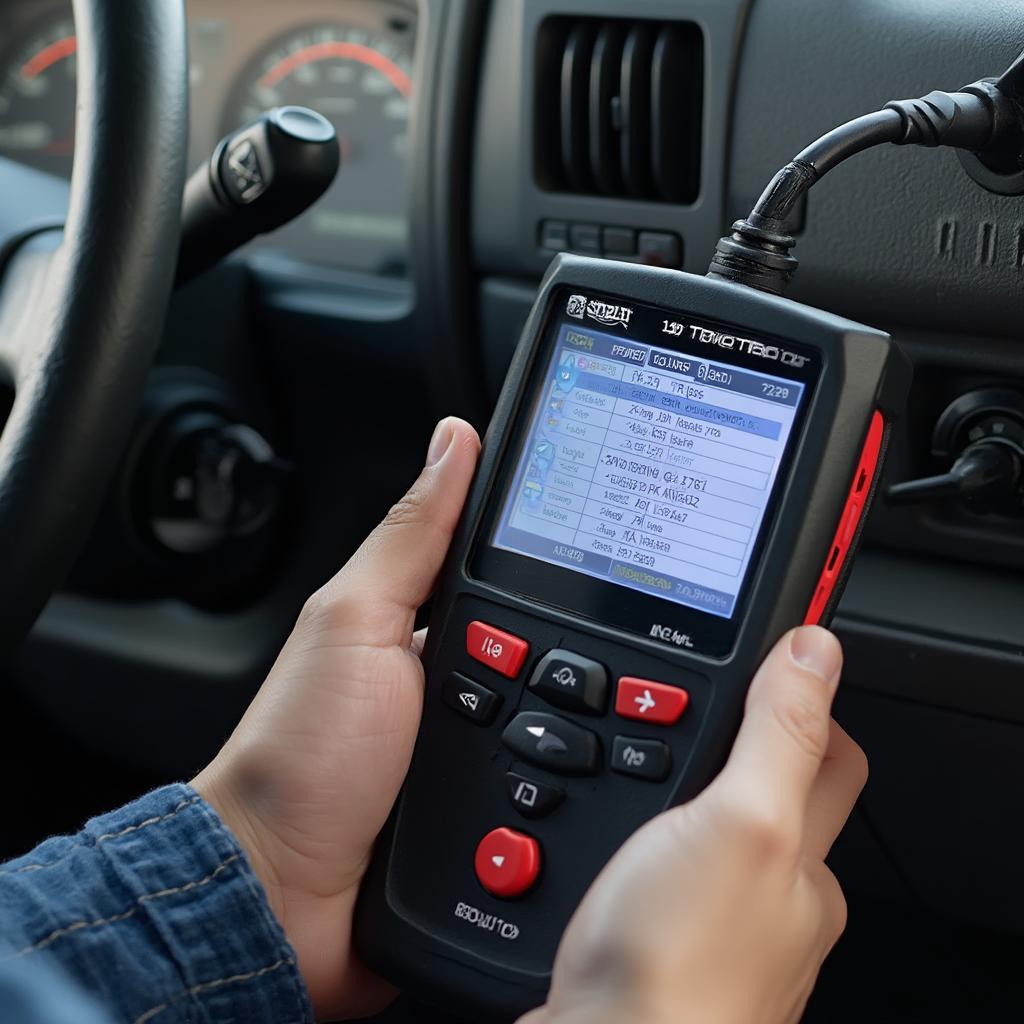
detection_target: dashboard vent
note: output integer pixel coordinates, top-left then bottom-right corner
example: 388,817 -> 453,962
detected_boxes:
535,17 -> 703,203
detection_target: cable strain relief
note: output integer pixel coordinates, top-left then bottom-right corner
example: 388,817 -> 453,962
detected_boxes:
962,79 -> 1024,174
884,89 -> 996,150
706,218 -> 798,296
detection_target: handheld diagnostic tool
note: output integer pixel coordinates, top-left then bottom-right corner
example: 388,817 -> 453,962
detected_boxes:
356,255 -> 910,1018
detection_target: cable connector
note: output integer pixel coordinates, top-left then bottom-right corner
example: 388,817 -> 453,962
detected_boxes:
884,89 -> 996,149
707,48 -> 1024,296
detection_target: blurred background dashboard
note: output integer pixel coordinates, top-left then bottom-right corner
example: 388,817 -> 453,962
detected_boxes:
0,0 -> 417,274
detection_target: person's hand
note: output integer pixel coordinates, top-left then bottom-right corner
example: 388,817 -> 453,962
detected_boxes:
521,626 -> 866,1024
192,416 -> 480,1021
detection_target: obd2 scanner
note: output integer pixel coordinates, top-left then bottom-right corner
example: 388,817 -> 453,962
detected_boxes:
355,255 -> 910,1018
347,60 -> 1024,1014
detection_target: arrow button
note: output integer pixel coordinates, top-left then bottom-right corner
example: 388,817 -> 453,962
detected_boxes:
475,827 -> 541,898
536,731 -> 568,755
616,677 -> 689,725
634,690 -> 656,714
501,711 -> 600,775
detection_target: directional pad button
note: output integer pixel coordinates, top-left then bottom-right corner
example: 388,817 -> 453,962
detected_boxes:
501,711 -> 600,775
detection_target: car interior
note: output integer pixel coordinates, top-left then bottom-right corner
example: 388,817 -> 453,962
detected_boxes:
1,0 -> 1023,1021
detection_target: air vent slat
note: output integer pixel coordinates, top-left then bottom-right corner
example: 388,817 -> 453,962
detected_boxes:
651,24 -> 703,203
589,23 -> 626,195
620,23 -> 657,199
537,16 -> 703,205
560,22 -> 598,193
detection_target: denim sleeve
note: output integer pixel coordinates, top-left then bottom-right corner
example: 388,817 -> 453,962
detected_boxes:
0,784 -> 314,1024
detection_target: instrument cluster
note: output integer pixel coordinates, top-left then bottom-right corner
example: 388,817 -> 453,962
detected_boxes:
0,0 -> 417,274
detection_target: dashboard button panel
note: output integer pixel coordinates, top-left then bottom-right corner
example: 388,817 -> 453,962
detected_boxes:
539,219 -> 569,250
568,222 -> 601,254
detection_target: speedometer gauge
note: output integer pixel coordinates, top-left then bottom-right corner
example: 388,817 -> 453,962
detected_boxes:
227,19 -> 415,274
0,16 -> 77,177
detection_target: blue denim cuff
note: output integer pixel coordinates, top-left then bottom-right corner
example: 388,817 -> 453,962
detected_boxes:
0,783 -> 314,1024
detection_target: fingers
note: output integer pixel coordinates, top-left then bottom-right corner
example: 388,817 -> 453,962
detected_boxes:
309,417 -> 481,645
713,626 -> 843,839
803,719 -> 868,860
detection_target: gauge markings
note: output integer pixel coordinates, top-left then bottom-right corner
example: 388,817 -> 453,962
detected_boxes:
259,41 -> 411,97
20,35 -> 76,80
226,17 -> 415,274
0,16 -> 77,174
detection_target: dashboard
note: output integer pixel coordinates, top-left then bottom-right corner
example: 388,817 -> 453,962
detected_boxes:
4,3 -> 1024,1015
0,0 -> 417,274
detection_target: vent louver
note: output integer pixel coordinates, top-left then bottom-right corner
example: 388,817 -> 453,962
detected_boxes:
535,17 -> 703,203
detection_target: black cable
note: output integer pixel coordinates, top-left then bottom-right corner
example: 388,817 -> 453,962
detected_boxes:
751,110 -> 904,227
706,62 -> 1024,296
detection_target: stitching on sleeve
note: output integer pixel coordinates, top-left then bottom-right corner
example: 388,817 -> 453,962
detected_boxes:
94,797 -> 202,843
135,854 -> 240,904
2,853 -> 241,960
195,798 -> 313,1021
131,956 -> 296,1024
0,796 -> 202,877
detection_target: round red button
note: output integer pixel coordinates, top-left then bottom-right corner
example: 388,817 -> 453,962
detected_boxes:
474,827 -> 541,898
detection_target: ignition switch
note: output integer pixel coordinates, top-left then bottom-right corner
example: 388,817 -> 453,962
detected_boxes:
144,407 -> 292,554
887,388 -> 1024,514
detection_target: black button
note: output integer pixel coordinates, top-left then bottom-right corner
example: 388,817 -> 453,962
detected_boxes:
540,219 -> 569,251
602,226 -> 637,255
528,649 -> 608,715
442,673 -> 501,725
637,231 -> 682,268
502,712 -> 600,776
569,223 -> 601,254
506,772 -> 565,819
611,736 -> 672,782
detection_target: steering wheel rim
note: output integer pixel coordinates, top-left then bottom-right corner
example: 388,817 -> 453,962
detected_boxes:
0,0 -> 188,661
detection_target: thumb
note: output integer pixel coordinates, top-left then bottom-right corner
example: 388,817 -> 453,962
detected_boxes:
711,626 -> 843,840
313,416 -> 481,645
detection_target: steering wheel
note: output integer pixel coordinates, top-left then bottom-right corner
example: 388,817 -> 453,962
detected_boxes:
0,0 -> 187,661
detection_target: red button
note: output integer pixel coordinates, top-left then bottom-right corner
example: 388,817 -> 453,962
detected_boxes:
474,827 -> 541,898
466,621 -> 529,679
615,677 -> 689,724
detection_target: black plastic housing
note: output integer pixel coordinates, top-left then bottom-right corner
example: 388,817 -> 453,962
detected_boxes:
355,255 -> 910,1020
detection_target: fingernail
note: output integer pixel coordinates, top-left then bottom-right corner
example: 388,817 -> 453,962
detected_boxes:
426,418 -> 454,467
789,626 -> 842,690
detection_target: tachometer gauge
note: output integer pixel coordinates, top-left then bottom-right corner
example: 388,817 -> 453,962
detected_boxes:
226,19 -> 415,274
0,16 -> 77,178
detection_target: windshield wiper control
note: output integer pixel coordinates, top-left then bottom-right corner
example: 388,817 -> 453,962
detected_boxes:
176,106 -> 340,286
